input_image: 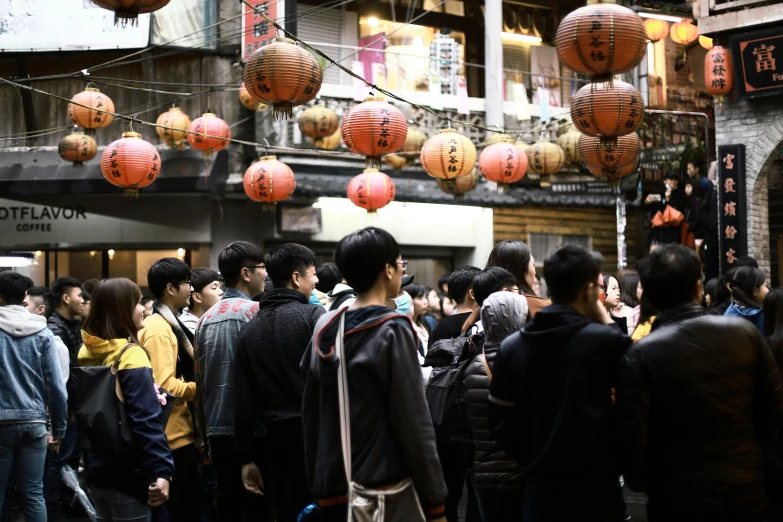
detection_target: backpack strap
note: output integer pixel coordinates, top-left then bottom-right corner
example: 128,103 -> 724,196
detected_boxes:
111,342 -> 139,404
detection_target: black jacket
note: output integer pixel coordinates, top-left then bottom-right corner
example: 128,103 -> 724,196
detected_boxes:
48,311 -> 83,367
488,305 -> 631,492
234,288 -> 324,465
617,305 -> 783,516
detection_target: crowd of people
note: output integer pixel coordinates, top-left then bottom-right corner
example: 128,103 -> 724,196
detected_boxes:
1,227 -> 782,522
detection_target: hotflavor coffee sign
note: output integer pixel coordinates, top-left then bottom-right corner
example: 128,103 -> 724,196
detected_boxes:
718,145 -> 747,274
0,204 -> 88,233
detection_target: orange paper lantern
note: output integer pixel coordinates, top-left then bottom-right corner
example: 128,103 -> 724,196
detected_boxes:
90,0 -> 170,25
705,46 -> 734,97
588,156 -> 639,184
420,129 -> 477,181
347,169 -> 396,213
68,87 -> 115,134
478,140 -> 528,190
341,97 -> 408,168
100,132 -> 161,197
187,113 -> 231,157
579,133 -> 640,171
243,156 -> 296,205
527,142 -> 565,180
699,35 -> 714,50
239,82 -> 266,112
299,105 -> 339,141
437,168 -> 479,199
556,2 -> 647,79
155,107 -> 191,150
243,38 -> 323,119
313,129 -> 342,150
58,131 -> 97,167
558,130 -> 581,164
670,20 -> 698,45
571,80 -> 644,138
643,19 -> 669,43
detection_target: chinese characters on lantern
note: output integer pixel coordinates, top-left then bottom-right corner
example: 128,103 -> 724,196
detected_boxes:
504,146 -> 514,179
711,50 -> 729,91
447,138 -> 459,173
242,0 -> 283,62
378,109 -> 391,149
717,144 -> 746,273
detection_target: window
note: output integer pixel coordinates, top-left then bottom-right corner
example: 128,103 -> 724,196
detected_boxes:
528,233 -> 592,266
151,0 -> 218,49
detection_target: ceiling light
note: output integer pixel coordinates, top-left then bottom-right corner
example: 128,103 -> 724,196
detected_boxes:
177,248 -> 186,257
368,16 -> 379,28
501,32 -> 543,44
637,12 -> 684,23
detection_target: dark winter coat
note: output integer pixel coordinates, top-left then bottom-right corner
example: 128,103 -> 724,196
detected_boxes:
47,310 -> 83,367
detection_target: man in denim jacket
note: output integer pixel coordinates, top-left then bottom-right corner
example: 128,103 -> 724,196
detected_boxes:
0,272 -> 68,522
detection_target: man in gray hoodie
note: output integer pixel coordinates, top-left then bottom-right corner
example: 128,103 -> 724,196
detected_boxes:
0,272 -> 68,522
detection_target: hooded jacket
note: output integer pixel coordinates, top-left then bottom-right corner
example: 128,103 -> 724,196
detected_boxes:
48,310 -> 83,367
0,306 -> 68,438
301,306 -> 447,517
324,283 -> 356,311
463,293 -> 528,493
234,288 -> 325,464
724,301 -> 764,333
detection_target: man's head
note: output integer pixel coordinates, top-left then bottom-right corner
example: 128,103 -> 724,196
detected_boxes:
472,267 -> 519,306
437,273 -> 451,294
687,160 -> 703,178
639,244 -> 703,312
334,227 -> 402,300
218,241 -> 266,297
448,266 -> 482,310
82,278 -> 100,297
664,171 -> 679,191
24,286 -> 50,316
147,258 -> 192,311
80,290 -> 92,322
315,263 -> 342,294
49,277 -> 83,318
543,244 -> 603,310
737,255 -> 759,269
266,243 -> 319,297
0,272 -> 34,307
189,268 -> 223,314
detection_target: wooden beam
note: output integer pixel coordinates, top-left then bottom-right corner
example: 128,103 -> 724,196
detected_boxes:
698,4 -> 783,35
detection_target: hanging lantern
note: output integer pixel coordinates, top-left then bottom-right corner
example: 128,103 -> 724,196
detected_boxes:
699,35 -> 714,50
68,87 -> 115,135
58,131 -> 97,167
643,18 -> 669,43
155,107 -> 191,150
401,127 -> 428,153
299,105 -> 339,143
516,140 -> 531,158
670,20 -> 699,45
100,132 -> 161,197
187,113 -> 231,157
89,0 -> 170,26
341,97 -> 408,168
314,128 -> 342,150
478,140 -> 528,191
705,46 -> 733,98
383,153 -> 408,175
483,133 -> 514,147
347,169 -> 396,213
527,142 -> 565,184
588,156 -> 639,185
243,38 -> 323,119
555,2 -> 647,79
437,168 -> 479,200
243,156 -> 296,205
557,130 -> 581,164
420,129 -> 478,185
239,83 -> 266,112
579,133 -> 640,171
571,80 -> 644,138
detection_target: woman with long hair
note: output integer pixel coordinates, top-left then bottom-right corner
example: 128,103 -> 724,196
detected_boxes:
724,266 -> 768,332
78,278 -> 174,521
486,240 -> 550,320
406,283 -> 432,350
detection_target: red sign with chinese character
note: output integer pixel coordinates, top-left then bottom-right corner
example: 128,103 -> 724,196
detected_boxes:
241,0 -> 285,63
718,144 -> 746,274
732,27 -> 783,99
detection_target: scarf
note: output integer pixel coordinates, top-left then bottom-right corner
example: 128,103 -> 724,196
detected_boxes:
153,300 -> 196,382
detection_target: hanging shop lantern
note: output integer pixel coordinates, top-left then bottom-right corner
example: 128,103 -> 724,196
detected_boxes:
314,128 -> 342,150
243,38 -> 323,119
187,113 -> 231,157
516,140 -> 531,158
571,80 -> 644,138
401,127 -> 428,153
243,156 -> 296,205
555,2 -> 646,79
587,156 -> 639,185
527,142 -> 565,184
437,168 -> 479,200
155,107 -> 191,150
58,131 -> 97,167
239,82 -> 266,112
705,46 -> 734,97
643,18 -> 669,43
420,129 -> 478,184
483,132 -> 514,147
298,105 -> 339,143
383,153 -> 408,175
100,132 -> 160,197
347,168 -> 396,213
89,0 -> 170,26
578,133 -> 640,171
670,20 -> 699,45
478,140 -> 528,190
68,87 -> 115,134
699,35 -> 714,50
557,130 -> 581,164
341,97 -> 408,168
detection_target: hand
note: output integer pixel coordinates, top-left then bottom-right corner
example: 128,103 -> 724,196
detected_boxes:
645,194 -> 656,204
148,478 -> 170,507
47,435 -> 61,454
242,463 -> 265,496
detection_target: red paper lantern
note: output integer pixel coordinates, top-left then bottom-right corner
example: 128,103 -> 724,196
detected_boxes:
670,20 -> 698,45
705,46 -> 733,97
437,168 -> 479,199
643,19 -> 669,43
68,87 -> 115,134
100,132 -> 161,197
578,133 -> 640,171
58,131 -> 97,167
90,0 -> 170,25
588,157 -> 639,184
187,113 -> 231,157
478,140 -> 528,190
243,38 -> 323,119
243,156 -> 296,205
420,129 -> 477,181
341,97 -> 408,168
347,169 -> 396,213
155,107 -> 191,150
239,83 -> 266,112
571,80 -> 644,138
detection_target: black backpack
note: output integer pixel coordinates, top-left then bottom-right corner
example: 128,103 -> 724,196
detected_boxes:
423,332 -> 484,441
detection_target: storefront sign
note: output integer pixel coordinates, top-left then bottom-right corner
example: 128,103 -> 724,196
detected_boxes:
279,206 -> 323,234
241,0 -> 284,62
549,182 -> 613,194
718,145 -> 747,274
731,27 -> 783,99
638,144 -> 687,164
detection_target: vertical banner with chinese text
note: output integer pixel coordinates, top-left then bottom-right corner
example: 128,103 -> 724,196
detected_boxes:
242,1 -> 284,62
718,144 -> 746,274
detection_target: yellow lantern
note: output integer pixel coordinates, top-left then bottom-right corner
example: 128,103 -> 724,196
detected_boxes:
313,129 -> 342,150
437,168 -> 479,199
156,107 -> 191,150
643,19 -> 669,43
557,130 -> 581,164
670,20 -> 698,45
699,35 -> 713,50
528,142 -> 565,185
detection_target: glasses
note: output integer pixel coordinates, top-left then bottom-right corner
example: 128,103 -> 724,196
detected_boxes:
245,264 -> 266,271
398,260 -> 408,270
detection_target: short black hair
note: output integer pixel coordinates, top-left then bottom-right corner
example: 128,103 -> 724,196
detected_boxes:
737,256 -> 759,269
334,227 -> 400,294
266,243 -> 317,288
82,290 -> 92,303
141,296 -> 154,307
191,268 -> 221,293
688,159 -> 704,173
49,277 -> 81,311
219,241 -> 265,288
543,244 -> 603,304
26,286 -> 51,316
664,171 -> 679,180
448,266 -> 481,304
147,258 -> 191,300
473,267 -> 518,306
639,245 -> 702,312
82,278 -> 100,296
316,263 -> 342,293
438,273 -> 451,290
0,272 -> 34,306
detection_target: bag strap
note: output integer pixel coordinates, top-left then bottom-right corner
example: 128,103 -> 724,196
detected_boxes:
335,313 -> 352,484
481,346 -> 493,381
111,342 -> 138,404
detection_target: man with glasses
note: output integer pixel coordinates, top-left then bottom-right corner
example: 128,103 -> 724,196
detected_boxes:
195,241 -> 266,522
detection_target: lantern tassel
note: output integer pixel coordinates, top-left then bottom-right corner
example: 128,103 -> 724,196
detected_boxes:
273,103 -> 293,120
123,188 -> 140,198
72,161 -> 83,168
497,183 -> 509,194
114,14 -> 140,28
454,193 -> 465,201
84,128 -> 96,137
366,156 -> 382,169
262,203 -> 277,212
